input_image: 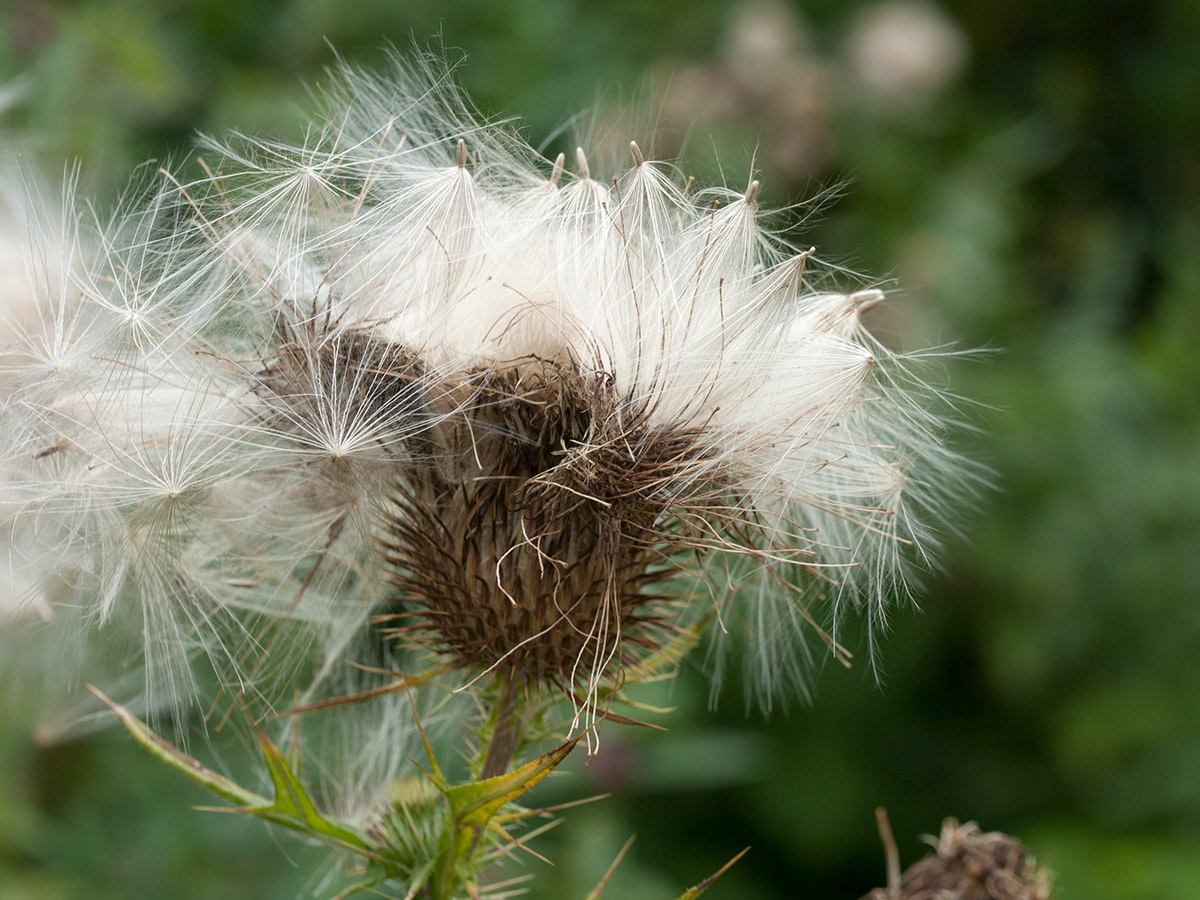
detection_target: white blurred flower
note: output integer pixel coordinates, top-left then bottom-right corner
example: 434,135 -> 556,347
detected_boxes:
722,0 -> 811,95
660,1 -> 835,179
846,1 -> 970,111
1,54 -> 975,745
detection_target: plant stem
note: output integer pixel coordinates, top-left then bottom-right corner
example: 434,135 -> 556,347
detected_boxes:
480,673 -> 522,779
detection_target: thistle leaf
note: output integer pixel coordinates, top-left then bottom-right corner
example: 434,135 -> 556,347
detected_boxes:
431,731 -> 586,897
89,686 -> 266,809
91,686 -> 373,856
444,730 -> 584,829
252,728 -> 374,851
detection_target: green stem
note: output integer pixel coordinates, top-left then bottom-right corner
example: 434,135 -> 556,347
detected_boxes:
479,672 -> 522,780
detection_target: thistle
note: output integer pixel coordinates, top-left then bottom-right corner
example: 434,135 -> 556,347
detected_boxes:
1,52 -> 975,897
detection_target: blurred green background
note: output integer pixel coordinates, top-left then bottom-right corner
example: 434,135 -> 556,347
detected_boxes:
2,0 -> 1199,897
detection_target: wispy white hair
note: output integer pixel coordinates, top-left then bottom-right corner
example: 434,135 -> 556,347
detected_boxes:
0,52 -> 977,773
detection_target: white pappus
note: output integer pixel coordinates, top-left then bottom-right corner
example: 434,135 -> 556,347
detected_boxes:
0,53 -> 977,771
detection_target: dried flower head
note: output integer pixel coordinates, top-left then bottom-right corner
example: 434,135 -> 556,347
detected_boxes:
864,818 -> 1054,900
1,54 -> 973,739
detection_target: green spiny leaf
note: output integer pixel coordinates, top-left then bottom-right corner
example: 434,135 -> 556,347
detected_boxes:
252,728 -> 373,851
91,686 -> 373,857
89,686 -> 266,809
445,730 -> 584,829
431,730 -> 586,898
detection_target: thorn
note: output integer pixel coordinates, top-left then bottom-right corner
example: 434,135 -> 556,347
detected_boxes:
584,835 -> 637,899
852,289 -> 885,314
744,179 -> 760,204
456,138 -> 467,168
550,152 -> 565,186
629,140 -> 644,167
576,146 -> 590,181
682,846 -> 751,898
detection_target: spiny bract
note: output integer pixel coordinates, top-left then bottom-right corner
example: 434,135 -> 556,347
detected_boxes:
0,54 -> 972,748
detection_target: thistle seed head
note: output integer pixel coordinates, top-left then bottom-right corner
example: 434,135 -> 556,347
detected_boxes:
376,354 -> 724,688
0,52 -> 979,742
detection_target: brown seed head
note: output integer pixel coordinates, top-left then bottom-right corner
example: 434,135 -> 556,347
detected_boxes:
373,353 -> 729,691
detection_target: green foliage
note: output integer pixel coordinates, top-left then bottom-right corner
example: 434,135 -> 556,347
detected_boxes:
96,687 -> 566,898
90,688 -> 745,899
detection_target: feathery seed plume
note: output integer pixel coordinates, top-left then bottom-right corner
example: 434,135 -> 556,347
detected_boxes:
1,54 -> 973,749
